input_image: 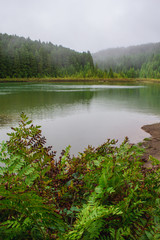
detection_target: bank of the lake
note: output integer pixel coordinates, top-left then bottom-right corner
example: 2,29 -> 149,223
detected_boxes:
1,77 -> 160,83
141,122 -> 160,166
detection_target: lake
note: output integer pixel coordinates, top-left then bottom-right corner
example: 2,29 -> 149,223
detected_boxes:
0,82 -> 160,156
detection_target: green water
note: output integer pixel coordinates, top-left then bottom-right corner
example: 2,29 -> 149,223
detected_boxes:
0,82 -> 160,156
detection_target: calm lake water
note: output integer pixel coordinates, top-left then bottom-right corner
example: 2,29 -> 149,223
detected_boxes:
0,82 -> 160,156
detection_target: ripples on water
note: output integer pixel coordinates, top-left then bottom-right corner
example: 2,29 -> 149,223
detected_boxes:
0,82 -> 159,156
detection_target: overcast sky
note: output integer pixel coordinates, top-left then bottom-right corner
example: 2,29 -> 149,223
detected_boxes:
0,0 -> 160,53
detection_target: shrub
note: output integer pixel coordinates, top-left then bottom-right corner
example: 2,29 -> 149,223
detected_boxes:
0,113 -> 65,239
64,142 -> 160,239
0,114 -> 160,239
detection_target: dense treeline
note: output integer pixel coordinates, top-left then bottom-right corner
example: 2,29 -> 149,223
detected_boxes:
92,42 -> 160,78
0,33 -> 94,78
2,33 -> 160,79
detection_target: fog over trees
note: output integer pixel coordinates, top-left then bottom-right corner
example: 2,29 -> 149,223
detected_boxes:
0,33 -> 94,78
92,42 -> 160,78
1,33 -> 160,79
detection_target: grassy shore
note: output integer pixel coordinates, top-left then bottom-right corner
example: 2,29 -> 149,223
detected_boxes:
1,77 -> 160,83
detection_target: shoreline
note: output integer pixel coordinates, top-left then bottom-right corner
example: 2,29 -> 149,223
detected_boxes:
1,77 -> 160,83
141,122 -> 160,165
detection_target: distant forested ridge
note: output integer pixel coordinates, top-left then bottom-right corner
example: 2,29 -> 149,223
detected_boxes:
0,33 -> 94,78
92,42 -> 160,78
1,33 -> 160,79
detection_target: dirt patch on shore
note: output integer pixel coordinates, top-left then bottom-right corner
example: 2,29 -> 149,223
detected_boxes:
141,123 -> 160,167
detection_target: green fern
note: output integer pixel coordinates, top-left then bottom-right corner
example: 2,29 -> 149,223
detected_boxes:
1,114 -> 160,239
0,113 -> 65,239
65,140 -> 160,240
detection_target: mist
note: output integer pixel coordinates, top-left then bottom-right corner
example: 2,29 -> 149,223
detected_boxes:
0,0 -> 160,52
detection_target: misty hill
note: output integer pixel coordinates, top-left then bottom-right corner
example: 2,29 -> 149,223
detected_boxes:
93,43 -> 160,61
0,33 -> 94,78
92,43 -> 160,78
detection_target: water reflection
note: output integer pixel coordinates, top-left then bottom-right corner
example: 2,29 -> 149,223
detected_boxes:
0,82 -> 160,156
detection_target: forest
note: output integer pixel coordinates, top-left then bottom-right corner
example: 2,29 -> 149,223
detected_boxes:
92,42 -> 160,79
0,33 -> 94,78
1,33 -> 160,79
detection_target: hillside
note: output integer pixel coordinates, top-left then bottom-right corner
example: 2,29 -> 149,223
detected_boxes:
1,33 -> 160,80
92,42 -> 160,78
0,33 -> 94,78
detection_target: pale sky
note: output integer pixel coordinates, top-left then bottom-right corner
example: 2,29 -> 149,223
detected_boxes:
0,0 -> 160,52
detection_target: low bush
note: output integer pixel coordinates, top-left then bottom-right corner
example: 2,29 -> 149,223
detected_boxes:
0,113 -> 160,239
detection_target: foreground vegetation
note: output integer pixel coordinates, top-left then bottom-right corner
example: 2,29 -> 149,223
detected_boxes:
0,114 -> 160,239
